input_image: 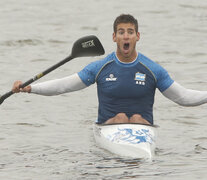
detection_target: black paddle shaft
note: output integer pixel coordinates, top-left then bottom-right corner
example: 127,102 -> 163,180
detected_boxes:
0,35 -> 105,105
0,55 -> 72,105
21,55 -> 73,88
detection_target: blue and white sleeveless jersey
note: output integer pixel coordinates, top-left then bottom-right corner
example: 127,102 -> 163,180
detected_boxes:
78,52 -> 174,124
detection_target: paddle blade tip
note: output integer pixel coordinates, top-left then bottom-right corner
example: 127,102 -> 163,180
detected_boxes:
0,91 -> 14,105
0,96 -> 4,105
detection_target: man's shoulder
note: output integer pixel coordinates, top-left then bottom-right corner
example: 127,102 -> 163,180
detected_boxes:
92,52 -> 115,66
81,52 -> 115,75
138,53 -> 160,67
138,53 -> 166,73
78,52 -> 116,86
138,53 -> 174,91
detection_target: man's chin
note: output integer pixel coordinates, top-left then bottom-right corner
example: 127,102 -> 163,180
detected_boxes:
123,52 -> 131,58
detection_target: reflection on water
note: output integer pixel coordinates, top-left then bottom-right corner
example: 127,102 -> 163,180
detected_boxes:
1,39 -> 43,47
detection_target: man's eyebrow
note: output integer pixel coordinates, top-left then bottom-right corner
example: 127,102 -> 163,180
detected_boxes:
117,28 -> 124,31
117,28 -> 135,31
127,28 -> 135,31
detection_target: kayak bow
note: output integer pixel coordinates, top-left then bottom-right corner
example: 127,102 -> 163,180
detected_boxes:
93,123 -> 157,159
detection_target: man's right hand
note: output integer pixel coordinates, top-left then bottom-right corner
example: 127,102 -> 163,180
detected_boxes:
12,81 -> 31,93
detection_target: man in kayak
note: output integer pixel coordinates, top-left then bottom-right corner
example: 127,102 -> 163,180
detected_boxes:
12,14 -> 207,125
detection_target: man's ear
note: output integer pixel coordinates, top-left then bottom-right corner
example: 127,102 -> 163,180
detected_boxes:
113,32 -> 116,42
136,32 -> 140,41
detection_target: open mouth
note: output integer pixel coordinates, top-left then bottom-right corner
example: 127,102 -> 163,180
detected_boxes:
123,43 -> 130,50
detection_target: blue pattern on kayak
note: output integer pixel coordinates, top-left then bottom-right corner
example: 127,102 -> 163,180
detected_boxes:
107,128 -> 154,144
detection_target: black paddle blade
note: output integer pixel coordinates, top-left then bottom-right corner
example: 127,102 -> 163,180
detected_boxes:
71,35 -> 105,58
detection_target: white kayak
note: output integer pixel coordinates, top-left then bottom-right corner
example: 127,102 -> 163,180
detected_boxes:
93,123 -> 157,159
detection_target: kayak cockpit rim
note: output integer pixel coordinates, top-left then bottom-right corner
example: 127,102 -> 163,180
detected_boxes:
95,122 -> 159,128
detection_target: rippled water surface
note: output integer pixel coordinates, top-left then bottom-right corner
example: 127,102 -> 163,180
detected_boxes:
0,0 -> 207,179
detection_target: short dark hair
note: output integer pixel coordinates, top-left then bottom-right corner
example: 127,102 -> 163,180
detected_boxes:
113,14 -> 138,33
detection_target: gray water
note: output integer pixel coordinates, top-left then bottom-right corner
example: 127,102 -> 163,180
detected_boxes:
0,0 -> 207,179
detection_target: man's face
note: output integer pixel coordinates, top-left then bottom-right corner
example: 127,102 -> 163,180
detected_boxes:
113,23 -> 140,62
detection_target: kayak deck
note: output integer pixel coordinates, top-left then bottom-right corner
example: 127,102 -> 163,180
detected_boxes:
93,123 -> 157,159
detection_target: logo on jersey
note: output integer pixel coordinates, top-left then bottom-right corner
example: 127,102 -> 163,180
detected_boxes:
106,74 -> 117,81
135,72 -> 146,85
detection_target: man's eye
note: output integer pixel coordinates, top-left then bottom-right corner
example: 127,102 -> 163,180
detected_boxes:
118,31 -> 124,35
128,31 -> 134,34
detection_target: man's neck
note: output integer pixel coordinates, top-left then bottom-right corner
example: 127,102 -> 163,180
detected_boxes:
116,52 -> 138,63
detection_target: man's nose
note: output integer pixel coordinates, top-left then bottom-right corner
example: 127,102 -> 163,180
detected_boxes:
123,32 -> 129,39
